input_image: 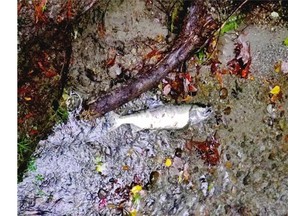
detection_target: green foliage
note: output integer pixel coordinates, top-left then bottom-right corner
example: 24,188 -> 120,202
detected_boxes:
27,158 -> 37,172
36,189 -> 47,197
18,137 -> 33,162
132,193 -> 141,204
49,90 -> 69,124
18,90 -> 70,181
35,174 -> 44,182
196,48 -> 206,63
283,37 -> 288,46
56,106 -> 69,122
220,15 -> 243,35
169,0 -> 185,34
56,90 -> 69,122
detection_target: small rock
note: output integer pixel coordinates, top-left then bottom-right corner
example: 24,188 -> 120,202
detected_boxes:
219,87 -> 228,99
270,11 -> 279,19
98,188 -> 108,199
175,148 -> 182,158
149,171 -> 160,185
108,64 -> 122,79
223,106 -> 231,115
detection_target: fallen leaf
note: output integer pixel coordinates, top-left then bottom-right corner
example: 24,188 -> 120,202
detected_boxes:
131,185 -> 142,195
283,37 -> 288,46
220,15 -> 242,35
274,61 -> 281,73
186,136 -> 221,166
163,84 -> 171,95
45,70 -> 58,78
24,97 -> 32,101
29,129 -> 38,135
227,35 -> 252,79
270,85 -> 281,95
122,165 -> 129,171
96,164 -> 104,173
236,36 -> 251,65
130,209 -> 137,216
165,158 -> 172,167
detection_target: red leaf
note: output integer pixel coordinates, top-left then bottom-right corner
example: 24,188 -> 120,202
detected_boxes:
44,70 -> 58,78
185,137 -> 220,166
66,0 -> 73,20
29,129 -> 38,135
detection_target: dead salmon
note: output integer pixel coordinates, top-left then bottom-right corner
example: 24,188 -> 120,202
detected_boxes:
109,104 -> 213,130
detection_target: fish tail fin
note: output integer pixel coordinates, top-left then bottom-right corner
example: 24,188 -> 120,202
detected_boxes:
107,111 -> 121,132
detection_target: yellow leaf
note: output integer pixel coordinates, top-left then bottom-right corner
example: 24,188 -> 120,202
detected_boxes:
156,34 -> 165,43
274,61 -> 281,73
96,165 -> 103,173
62,92 -> 69,101
130,209 -> 137,216
122,165 -> 129,171
24,97 -> 32,101
96,162 -> 105,173
225,161 -> 232,169
270,85 -> 281,95
131,185 -> 142,195
165,158 -> 172,167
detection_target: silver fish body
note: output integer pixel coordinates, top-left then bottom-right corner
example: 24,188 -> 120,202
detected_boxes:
110,104 -> 212,130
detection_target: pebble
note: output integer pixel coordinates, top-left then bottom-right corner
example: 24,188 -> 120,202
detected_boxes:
149,171 -> 160,185
108,64 -> 122,79
270,11 -> 279,19
223,106 -> 231,115
266,103 -> 275,115
98,189 -> 108,199
219,87 -> 228,99
175,148 -> 182,158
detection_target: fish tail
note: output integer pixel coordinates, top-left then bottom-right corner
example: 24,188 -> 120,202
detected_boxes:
107,111 -> 121,131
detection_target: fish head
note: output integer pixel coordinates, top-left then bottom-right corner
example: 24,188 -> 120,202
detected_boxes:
189,105 -> 213,125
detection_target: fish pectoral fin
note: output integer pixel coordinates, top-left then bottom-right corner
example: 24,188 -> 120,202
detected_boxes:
130,124 -> 143,132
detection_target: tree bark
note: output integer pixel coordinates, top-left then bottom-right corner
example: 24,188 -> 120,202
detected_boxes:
86,1 -> 217,117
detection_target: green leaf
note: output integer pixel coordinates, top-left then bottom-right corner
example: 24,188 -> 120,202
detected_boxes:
196,48 -> 206,63
220,15 -> 243,35
283,37 -> 288,46
132,193 -> 141,204
28,158 -> 37,172
35,174 -> 44,182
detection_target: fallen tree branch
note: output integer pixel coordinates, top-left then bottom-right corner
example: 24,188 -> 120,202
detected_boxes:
85,1 -> 217,117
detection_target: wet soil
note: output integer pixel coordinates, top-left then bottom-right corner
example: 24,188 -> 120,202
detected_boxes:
18,0 -> 288,215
